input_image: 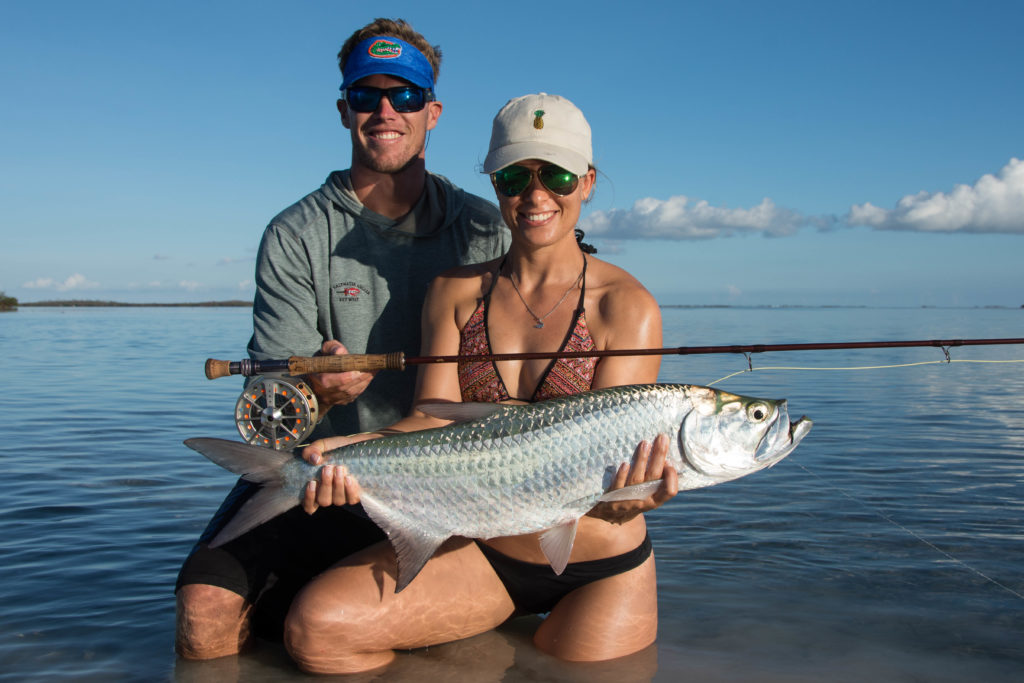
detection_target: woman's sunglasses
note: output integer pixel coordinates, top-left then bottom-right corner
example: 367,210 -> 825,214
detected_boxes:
342,85 -> 434,113
490,164 -> 580,197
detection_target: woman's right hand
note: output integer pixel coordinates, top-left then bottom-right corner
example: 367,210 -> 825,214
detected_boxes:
300,436 -> 365,514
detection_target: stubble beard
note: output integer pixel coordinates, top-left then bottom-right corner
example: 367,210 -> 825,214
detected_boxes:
352,135 -> 426,176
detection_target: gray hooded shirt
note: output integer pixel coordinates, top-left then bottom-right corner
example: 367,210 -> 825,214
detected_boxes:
248,170 -> 510,438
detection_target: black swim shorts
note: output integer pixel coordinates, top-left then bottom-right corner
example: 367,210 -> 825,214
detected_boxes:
175,477 -> 386,639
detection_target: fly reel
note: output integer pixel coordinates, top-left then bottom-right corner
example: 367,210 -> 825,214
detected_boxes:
235,376 -> 319,450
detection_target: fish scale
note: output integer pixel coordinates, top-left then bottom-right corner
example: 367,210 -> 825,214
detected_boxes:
186,383 -> 811,591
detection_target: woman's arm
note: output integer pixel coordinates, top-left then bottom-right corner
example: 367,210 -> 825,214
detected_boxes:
585,265 -> 678,523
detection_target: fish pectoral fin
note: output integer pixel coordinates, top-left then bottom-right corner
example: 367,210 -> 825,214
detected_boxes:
417,402 -> 507,423
539,520 -> 580,575
598,480 -> 663,503
359,495 -> 448,593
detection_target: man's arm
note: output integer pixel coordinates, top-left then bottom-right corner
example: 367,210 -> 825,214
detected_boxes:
247,224 -> 375,411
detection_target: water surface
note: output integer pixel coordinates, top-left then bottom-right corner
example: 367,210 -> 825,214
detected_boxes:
0,306 -> 1021,681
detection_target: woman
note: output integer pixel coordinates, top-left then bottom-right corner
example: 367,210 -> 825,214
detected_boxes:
284,93 -> 676,674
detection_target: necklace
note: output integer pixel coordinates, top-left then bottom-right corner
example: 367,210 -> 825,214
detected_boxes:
507,260 -> 585,329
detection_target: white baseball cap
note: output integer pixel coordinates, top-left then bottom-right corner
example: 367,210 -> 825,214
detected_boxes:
483,93 -> 592,176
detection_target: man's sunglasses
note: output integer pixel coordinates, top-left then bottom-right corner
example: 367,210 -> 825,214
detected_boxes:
490,164 -> 580,198
342,85 -> 434,113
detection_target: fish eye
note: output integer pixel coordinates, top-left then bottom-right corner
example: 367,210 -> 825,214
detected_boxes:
746,402 -> 771,423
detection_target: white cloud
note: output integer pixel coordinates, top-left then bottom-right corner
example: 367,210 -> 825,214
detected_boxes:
22,273 -> 99,291
847,158 -> 1024,233
237,279 -> 254,291
179,280 -> 201,291
581,196 -> 828,240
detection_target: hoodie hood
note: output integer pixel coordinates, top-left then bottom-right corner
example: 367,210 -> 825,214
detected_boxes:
322,170 -> 467,239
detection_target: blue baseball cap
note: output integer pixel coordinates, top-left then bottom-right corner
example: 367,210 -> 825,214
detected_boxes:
340,36 -> 435,90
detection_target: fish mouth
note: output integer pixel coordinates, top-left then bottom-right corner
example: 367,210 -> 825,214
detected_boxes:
754,403 -> 812,466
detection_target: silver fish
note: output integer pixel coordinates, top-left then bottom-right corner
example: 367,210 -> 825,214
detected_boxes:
185,383 -> 811,592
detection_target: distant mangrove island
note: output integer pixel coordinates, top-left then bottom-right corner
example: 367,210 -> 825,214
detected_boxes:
3,297 -> 251,309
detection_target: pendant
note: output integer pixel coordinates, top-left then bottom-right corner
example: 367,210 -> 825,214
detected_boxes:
534,321 -> 544,329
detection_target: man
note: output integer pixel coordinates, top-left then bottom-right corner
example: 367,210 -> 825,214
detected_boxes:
175,18 -> 511,659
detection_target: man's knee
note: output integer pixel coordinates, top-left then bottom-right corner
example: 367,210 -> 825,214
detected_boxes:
175,584 -> 251,659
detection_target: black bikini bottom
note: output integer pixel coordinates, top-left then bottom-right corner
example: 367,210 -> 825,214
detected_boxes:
475,533 -> 652,615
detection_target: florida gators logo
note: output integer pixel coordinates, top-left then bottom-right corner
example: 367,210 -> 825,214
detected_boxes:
368,39 -> 402,59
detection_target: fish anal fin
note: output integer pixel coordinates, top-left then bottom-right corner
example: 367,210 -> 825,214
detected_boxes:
417,402 -> 506,424
598,480 -> 662,503
359,494 -> 448,593
539,520 -> 580,575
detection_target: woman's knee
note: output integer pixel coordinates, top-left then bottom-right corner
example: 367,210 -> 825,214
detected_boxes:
284,595 -> 396,673
533,556 -> 659,661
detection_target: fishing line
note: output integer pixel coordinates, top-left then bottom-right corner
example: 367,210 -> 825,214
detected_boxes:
794,462 -> 1024,602
705,358 -> 1024,387
704,351 -> 1024,600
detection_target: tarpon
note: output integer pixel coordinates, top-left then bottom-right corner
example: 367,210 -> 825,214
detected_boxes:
186,383 -> 811,591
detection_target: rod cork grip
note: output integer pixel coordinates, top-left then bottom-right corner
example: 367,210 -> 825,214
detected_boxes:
288,353 -> 406,374
205,359 -> 233,380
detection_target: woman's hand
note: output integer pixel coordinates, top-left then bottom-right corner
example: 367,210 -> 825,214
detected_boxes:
300,435 -> 365,514
587,433 -> 678,524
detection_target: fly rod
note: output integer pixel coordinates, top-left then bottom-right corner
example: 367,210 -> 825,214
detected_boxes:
205,337 -> 1024,379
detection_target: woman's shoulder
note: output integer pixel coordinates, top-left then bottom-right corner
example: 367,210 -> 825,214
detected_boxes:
583,255 -> 661,345
586,256 -> 659,310
429,257 -> 501,295
424,257 -> 502,327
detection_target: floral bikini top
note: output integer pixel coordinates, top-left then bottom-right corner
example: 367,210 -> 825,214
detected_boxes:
458,255 -> 597,403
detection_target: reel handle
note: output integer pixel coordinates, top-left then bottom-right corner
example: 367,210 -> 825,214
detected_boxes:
205,352 -> 406,379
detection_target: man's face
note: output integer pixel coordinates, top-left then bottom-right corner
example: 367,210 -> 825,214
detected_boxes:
338,73 -> 442,175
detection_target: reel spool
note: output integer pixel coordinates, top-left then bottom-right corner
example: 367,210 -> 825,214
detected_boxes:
235,377 -> 319,450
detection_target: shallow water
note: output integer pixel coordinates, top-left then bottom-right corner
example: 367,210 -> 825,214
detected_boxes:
0,306 -> 1021,681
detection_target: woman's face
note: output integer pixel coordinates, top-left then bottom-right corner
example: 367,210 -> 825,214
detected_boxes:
493,159 -> 595,248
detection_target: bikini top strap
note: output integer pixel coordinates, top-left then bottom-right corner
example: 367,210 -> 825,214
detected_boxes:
574,252 -> 588,312
483,255 -> 507,302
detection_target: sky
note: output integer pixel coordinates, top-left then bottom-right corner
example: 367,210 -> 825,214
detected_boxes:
2,0 -> 1022,307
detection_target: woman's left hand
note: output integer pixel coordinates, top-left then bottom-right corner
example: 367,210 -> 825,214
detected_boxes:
300,437 -> 365,514
587,433 -> 678,524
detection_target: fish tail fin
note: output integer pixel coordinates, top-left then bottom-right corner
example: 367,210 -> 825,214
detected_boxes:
209,485 -> 298,547
184,437 -> 291,484
184,437 -> 298,547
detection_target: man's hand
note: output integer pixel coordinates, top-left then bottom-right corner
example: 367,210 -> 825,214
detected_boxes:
304,340 -> 376,408
587,433 -> 678,524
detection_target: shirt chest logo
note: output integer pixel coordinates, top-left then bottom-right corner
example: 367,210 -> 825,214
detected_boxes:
332,282 -> 371,302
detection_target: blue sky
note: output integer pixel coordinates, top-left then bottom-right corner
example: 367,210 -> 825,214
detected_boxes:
2,1 -> 1022,307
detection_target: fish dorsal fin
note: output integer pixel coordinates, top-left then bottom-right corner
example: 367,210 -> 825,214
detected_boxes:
539,520 -> 580,575
358,494 -> 448,593
598,480 -> 663,503
418,401 -> 506,424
